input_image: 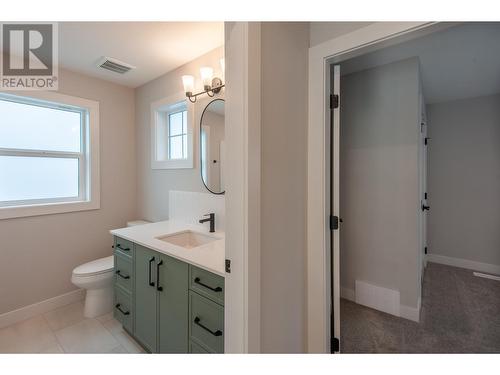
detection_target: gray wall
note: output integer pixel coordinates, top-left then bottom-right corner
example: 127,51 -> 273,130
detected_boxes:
340,58 -> 421,308
0,68 -> 136,314
260,22 -> 309,353
135,47 -> 224,222
309,22 -> 374,47
427,94 -> 500,266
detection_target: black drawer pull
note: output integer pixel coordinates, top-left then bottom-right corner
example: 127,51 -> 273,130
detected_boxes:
116,244 -> 130,251
194,277 -> 222,292
115,303 -> 130,315
148,257 -> 155,287
115,270 -> 130,279
156,260 -> 163,291
194,316 -> 222,337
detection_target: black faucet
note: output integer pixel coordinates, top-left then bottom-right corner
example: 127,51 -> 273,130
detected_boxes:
199,213 -> 215,233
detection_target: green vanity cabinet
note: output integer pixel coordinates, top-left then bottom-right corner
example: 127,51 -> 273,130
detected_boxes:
113,236 -> 224,354
134,244 -> 159,352
157,255 -> 189,353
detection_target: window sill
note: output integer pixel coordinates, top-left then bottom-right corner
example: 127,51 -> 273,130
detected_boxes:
151,158 -> 193,170
0,199 -> 100,220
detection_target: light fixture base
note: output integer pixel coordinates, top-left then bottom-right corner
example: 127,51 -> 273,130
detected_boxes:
212,77 -> 223,94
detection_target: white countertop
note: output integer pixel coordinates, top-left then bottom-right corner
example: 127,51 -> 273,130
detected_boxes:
110,220 -> 225,277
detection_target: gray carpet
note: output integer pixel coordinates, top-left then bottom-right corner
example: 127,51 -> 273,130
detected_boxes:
340,262 -> 500,353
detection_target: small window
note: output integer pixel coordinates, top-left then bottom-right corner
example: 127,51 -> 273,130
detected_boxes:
151,95 -> 193,169
0,92 -> 100,219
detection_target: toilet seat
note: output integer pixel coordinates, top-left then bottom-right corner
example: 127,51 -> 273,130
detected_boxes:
72,256 -> 114,277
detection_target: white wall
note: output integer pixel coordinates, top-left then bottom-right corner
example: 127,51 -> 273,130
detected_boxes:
260,22 -> 309,353
340,58 -> 421,309
427,93 -> 500,268
135,47 -> 224,222
0,68 -> 136,315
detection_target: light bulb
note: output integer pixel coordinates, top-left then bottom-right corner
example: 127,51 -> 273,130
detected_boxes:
200,67 -> 214,90
181,75 -> 194,96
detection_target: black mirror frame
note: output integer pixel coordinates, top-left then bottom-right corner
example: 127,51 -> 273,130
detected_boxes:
200,98 -> 225,195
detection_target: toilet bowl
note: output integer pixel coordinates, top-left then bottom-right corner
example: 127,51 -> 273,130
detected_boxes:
71,256 -> 114,318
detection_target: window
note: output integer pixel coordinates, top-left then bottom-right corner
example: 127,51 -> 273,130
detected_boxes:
0,92 -> 100,219
167,110 -> 188,160
151,94 -> 193,169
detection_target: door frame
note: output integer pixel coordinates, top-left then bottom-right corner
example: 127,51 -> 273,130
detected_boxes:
306,22 -> 440,353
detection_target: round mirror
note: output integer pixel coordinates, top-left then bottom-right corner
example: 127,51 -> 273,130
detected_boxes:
200,98 -> 225,194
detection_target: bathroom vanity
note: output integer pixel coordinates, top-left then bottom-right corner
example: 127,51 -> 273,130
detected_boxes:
110,221 -> 225,353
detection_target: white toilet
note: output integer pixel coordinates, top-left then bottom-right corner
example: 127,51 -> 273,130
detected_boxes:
71,256 -> 114,318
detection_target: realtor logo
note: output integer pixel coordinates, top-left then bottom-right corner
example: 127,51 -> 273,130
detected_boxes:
1,22 -> 58,90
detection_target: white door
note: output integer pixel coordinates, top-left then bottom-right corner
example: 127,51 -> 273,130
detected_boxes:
329,64 -> 341,353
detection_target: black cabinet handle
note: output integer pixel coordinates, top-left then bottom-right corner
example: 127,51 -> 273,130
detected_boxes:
115,270 -> 130,279
156,260 -> 163,291
115,303 -> 130,315
116,244 -> 130,251
194,317 -> 222,337
148,257 -> 155,286
194,277 -> 222,292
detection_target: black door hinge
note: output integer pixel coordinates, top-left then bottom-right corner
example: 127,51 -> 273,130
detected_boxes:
330,215 -> 339,230
330,94 -> 339,109
424,246 -> 428,255
424,137 -> 430,145
225,259 -> 231,273
331,337 -> 340,353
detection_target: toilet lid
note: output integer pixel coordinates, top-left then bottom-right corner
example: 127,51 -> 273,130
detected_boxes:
73,256 -> 114,276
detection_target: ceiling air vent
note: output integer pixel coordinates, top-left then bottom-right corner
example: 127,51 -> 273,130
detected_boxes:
97,57 -> 135,74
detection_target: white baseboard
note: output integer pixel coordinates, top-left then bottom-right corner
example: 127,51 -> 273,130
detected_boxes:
400,297 -> 421,322
427,254 -> 500,275
0,289 -> 85,329
341,283 -> 421,322
340,287 -> 355,302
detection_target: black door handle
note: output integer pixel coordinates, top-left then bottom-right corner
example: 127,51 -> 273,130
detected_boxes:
194,316 -> 222,337
156,260 -> 163,291
115,270 -> 130,279
116,244 -> 130,251
194,277 -> 222,292
148,257 -> 155,286
115,303 -> 130,315
422,204 -> 430,211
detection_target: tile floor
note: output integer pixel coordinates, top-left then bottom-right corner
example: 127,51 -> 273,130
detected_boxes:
0,301 -> 145,353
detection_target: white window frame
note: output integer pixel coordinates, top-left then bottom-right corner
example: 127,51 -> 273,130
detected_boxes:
151,92 -> 194,170
0,91 -> 100,220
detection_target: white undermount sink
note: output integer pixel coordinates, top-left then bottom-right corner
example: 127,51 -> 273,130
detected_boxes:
155,230 -> 219,249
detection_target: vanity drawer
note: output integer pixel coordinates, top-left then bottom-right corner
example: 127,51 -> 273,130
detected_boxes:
189,340 -> 210,353
115,253 -> 133,292
189,266 -> 224,306
114,237 -> 134,258
114,286 -> 133,333
189,291 -> 224,353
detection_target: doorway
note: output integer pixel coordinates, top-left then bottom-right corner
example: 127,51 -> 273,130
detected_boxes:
330,22 -> 500,353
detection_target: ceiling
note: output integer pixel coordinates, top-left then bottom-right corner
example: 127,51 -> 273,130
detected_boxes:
341,23 -> 500,104
58,22 -> 224,88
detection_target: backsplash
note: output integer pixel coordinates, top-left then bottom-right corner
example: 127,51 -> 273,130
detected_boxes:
168,190 -> 225,231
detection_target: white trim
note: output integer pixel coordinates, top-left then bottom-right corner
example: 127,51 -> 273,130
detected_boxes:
473,272 -> 500,281
307,22 -> 436,353
427,254 -> 500,275
150,92 -> 194,170
223,22 -> 261,353
400,297 -> 421,323
340,286 -> 420,322
0,91 -> 100,220
0,289 -> 85,329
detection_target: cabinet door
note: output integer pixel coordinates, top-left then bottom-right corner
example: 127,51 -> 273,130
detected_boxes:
158,254 -> 189,353
134,245 -> 158,352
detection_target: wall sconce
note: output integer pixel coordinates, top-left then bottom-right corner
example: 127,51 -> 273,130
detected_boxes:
182,63 -> 225,103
